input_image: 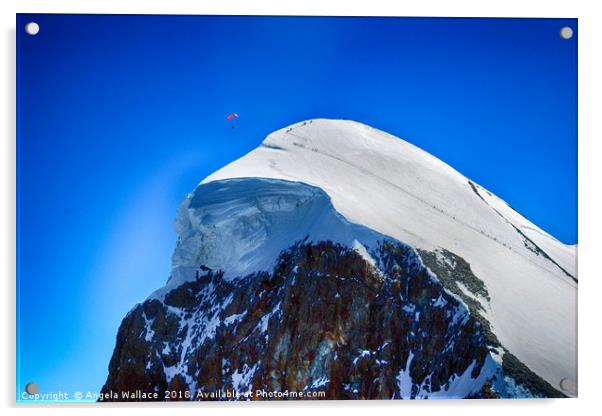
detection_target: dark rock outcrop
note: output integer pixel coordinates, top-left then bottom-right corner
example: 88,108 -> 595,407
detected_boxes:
101,240 -> 511,401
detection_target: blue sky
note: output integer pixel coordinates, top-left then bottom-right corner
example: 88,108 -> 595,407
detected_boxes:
16,14 -> 577,399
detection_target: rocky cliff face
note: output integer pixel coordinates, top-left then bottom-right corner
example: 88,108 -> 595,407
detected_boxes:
103,239 -> 494,400
102,236 -> 562,400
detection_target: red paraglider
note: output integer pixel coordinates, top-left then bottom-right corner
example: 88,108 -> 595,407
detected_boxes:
227,113 -> 239,129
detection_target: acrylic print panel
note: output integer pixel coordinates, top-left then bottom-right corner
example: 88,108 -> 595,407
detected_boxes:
16,14 -> 578,402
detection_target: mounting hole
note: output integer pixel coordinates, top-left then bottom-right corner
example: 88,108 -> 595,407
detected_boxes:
560,26 -> 573,40
25,383 -> 39,395
25,22 -> 40,36
560,378 -> 577,396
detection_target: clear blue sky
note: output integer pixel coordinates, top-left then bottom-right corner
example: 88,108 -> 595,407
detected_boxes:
17,14 -> 577,400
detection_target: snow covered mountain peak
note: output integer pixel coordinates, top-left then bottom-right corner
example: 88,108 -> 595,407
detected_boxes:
104,119 -> 577,400
199,118 -> 577,393
204,118 -> 575,281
